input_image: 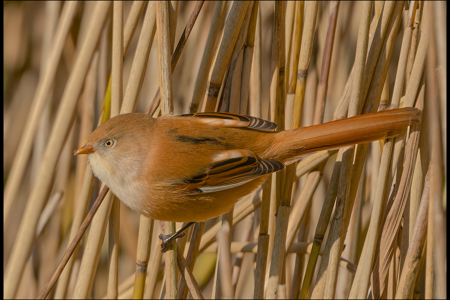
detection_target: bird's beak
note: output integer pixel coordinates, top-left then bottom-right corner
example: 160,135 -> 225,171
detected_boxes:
75,143 -> 95,155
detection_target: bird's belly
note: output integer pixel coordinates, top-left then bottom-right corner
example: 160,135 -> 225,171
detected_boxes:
139,176 -> 268,222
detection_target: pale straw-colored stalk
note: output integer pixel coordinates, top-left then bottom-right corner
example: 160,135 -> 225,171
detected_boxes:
425,4 -> 446,298
190,1 -> 227,113
122,2 -> 156,114
54,2 -> 145,297
107,2 -> 124,298
249,5 -> 262,118
203,1 -> 250,112
155,1 -> 177,295
311,2 -> 405,298
265,3 -> 290,298
370,3 -> 430,297
4,3 -> 111,298
395,169 -> 430,299
4,1 -> 79,228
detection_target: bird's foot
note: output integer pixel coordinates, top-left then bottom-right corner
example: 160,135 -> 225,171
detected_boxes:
159,232 -> 186,252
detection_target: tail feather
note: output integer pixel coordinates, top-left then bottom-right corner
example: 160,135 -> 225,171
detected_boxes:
270,107 -> 421,162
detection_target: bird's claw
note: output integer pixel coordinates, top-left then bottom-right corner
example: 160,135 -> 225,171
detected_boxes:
159,232 -> 186,252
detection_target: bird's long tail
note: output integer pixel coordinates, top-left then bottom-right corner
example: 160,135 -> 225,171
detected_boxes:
270,107 -> 421,162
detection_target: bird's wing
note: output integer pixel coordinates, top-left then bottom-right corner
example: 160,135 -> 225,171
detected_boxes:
183,149 -> 284,194
175,112 -> 278,131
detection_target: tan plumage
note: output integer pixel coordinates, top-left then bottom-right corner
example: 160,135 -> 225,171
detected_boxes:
76,107 -> 420,222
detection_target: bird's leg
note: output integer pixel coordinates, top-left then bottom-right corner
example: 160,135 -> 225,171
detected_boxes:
159,222 -> 196,252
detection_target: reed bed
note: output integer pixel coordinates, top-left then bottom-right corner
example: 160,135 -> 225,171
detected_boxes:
3,1 -> 446,299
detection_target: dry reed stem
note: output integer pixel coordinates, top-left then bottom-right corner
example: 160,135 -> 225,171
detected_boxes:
54,3 -> 146,296
344,0 -> 379,297
323,147 -> 352,299
4,3 -> 111,298
52,0 -> 142,294
203,241 -> 356,272
249,5 -> 262,118
229,48 -> 244,113
288,1 -> 304,94
351,137 -> 393,298
122,2 -> 156,114
426,4 -> 446,298
409,88 -> 430,245
311,4 -> 405,296
254,175 -> 271,298
31,2 -> 59,230
231,217 -> 253,293
312,1 -> 339,125
35,191 -> 63,238
221,1 -> 254,113
157,1 -> 174,116
54,168 -> 95,298
107,2 -> 124,298
363,1 -> 404,114
339,170 -> 364,298
299,155 -> 340,299
4,1 -> 79,228
351,3 -> 417,297
372,86 -> 424,298
156,2 -> 176,295
123,1 -> 146,54
284,1 -> 296,96
72,188 -> 114,298
203,1 -> 250,112
73,54 -> 97,203
216,213 -> 234,298
334,1 -> 394,120
432,1 -> 447,159
268,1 -> 284,125
239,1 -> 259,115
105,263 -> 137,298
208,5 -> 256,297
395,169 -> 430,299
167,221 -> 178,298
358,2 -> 410,295
286,165 -> 324,252
149,1 -> 204,115
179,222 -> 205,299
37,185 -> 109,299
108,194 -> 120,298
265,2 -> 290,298
276,1 -> 286,131
191,1 -> 227,113
388,1 -> 429,180
295,150 -> 338,178
176,245 -> 204,299
265,206 -> 290,299
371,2 -> 430,294
144,239 -> 163,298
348,1 -> 372,117
391,2 -> 417,109
407,2 -> 423,84
306,5 -> 341,293
285,3 -> 322,298
292,0 -> 318,130
132,217 -> 153,299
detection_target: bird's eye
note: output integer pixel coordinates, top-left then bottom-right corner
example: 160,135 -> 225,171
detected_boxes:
105,139 -> 115,147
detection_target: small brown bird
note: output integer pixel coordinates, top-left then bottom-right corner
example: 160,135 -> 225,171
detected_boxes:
76,108 -> 419,224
